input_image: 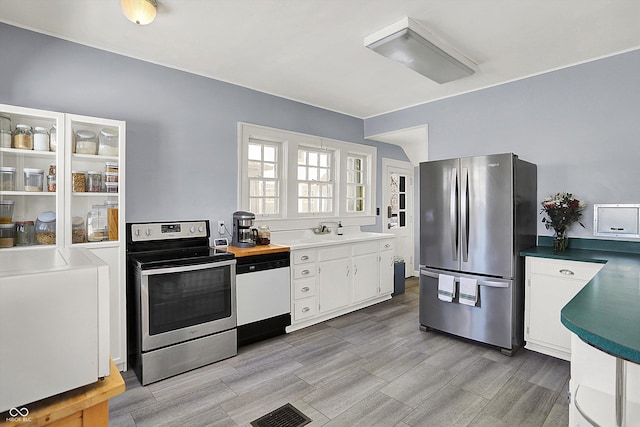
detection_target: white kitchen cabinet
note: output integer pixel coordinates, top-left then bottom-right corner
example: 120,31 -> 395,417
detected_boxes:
379,239 -> 395,294
0,104 -> 127,371
524,256 -> 603,361
569,333 -> 640,426
287,236 -> 396,332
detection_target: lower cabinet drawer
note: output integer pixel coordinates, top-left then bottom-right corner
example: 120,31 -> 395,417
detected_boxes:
294,297 -> 318,321
294,277 -> 317,300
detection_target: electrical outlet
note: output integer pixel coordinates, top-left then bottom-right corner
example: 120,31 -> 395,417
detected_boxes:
217,220 -> 225,235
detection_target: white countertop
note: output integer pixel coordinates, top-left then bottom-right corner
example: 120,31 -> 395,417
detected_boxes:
270,229 -> 394,249
0,247 -> 107,277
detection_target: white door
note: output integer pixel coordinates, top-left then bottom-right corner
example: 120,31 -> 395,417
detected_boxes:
382,158 -> 414,277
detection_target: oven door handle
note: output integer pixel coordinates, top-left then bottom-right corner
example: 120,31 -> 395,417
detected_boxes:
140,259 -> 236,276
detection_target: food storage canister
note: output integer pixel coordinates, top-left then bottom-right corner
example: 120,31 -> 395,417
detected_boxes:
23,168 -> 44,192
15,220 -> 36,246
104,162 -> 118,173
48,163 -> 56,177
47,174 -> 56,192
49,125 -> 57,151
72,171 -> 87,192
0,130 -> 11,148
105,182 -> 119,193
104,171 -> 119,183
0,166 -> 16,191
13,124 -> 33,149
105,201 -> 118,240
72,216 -> 86,243
86,171 -> 102,192
74,129 -> 97,154
0,114 -> 10,132
0,200 -> 15,223
33,126 -> 50,151
87,205 -> 107,242
0,223 -> 15,248
98,127 -> 119,156
35,211 -> 56,245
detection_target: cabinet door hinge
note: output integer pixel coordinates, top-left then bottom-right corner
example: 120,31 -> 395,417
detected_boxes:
526,326 -> 529,334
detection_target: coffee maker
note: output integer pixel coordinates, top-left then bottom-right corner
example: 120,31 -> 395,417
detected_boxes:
232,211 -> 257,248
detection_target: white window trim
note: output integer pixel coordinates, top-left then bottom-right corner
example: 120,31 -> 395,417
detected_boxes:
238,122 -> 377,231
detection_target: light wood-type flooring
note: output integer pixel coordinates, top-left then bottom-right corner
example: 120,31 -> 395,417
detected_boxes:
109,278 -> 570,426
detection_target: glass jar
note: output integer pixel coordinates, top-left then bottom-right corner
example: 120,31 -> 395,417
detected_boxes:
33,126 -> 50,151
0,166 -> 16,191
13,124 -> 33,149
0,223 -> 15,248
0,200 -> 15,224
87,205 -> 108,242
49,125 -> 57,152
0,130 -> 11,148
105,201 -> 118,240
35,211 -> 56,245
257,225 -> 271,245
23,168 -> 44,192
15,220 -> 36,246
104,182 -> 118,193
72,171 -> 87,192
0,114 -> 10,132
74,129 -> 98,154
98,127 -> 119,156
105,162 -> 118,173
47,174 -> 56,192
86,171 -> 102,192
104,171 -> 119,183
48,163 -> 56,177
72,216 -> 86,244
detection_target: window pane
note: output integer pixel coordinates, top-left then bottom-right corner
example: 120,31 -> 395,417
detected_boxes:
264,181 -> 276,197
298,199 -> 308,213
248,161 -> 261,178
263,163 -> 276,178
265,198 -> 277,214
248,144 -> 262,161
400,193 -> 406,210
355,199 -> 364,212
347,157 -> 354,169
298,166 -> 306,180
347,199 -> 355,212
309,152 -> 318,166
325,184 -> 333,197
249,179 -> 262,196
319,153 -> 329,167
400,211 -> 406,227
310,183 -> 319,197
310,199 -> 319,212
298,183 -> 308,197
347,185 -> 355,198
322,199 -> 332,212
298,150 -> 307,164
353,171 -> 362,184
399,176 -> 406,192
357,185 -> 364,198
249,198 -> 261,214
264,146 -> 276,162
347,171 -> 355,183
354,158 -> 362,171
319,168 -> 330,182
308,167 -> 318,181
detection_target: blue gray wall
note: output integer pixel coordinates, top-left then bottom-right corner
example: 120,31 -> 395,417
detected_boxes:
366,49 -> 640,246
0,23 -> 408,230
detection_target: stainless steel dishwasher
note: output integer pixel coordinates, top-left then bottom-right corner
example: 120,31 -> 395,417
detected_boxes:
235,251 -> 291,346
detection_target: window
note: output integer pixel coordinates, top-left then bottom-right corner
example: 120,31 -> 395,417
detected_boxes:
346,155 -> 365,212
238,123 -> 376,226
247,138 -> 281,216
297,148 -> 333,214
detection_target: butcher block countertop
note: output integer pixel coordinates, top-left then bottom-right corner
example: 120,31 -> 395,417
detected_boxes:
224,244 -> 290,257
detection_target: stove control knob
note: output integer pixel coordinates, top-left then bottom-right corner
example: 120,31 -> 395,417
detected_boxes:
198,225 -> 204,232
190,226 -> 196,233
134,228 -> 141,236
145,228 -> 152,236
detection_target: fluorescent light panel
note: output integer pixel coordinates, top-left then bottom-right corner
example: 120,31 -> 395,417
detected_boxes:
365,18 -> 477,84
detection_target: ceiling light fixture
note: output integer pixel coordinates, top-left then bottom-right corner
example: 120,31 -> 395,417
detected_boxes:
121,0 -> 158,25
364,17 -> 477,84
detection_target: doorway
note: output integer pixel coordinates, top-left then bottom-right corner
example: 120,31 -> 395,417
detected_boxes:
382,158 -> 414,277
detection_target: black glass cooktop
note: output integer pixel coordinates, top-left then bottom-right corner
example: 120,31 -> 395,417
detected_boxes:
131,247 -> 235,269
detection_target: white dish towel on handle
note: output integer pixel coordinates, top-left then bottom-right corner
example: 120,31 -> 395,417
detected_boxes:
437,274 -> 456,302
459,277 -> 478,306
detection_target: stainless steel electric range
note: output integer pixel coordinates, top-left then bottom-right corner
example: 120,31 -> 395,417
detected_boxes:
126,220 -> 236,385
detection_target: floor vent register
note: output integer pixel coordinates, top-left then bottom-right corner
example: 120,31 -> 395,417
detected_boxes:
250,403 -> 312,427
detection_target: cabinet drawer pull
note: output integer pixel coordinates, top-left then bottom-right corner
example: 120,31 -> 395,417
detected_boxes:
301,269 -> 310,275
384,243 -> 391,248
559,269 -> 575,275
301,286 -> 310,292
301,255 -> 309,261
302,307 -> 310,313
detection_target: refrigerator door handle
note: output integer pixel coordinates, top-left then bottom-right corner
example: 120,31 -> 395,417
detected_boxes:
450,168 -> 458,262
461,168 -> 469,262
420,269 -> 510,288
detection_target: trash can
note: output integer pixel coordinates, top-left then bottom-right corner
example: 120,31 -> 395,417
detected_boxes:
393,257 -> 405,296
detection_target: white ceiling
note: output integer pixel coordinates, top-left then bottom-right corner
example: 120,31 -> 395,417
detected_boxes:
2,0 -> 640,119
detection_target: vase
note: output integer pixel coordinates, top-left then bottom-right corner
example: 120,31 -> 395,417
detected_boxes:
553,230 -> 568,251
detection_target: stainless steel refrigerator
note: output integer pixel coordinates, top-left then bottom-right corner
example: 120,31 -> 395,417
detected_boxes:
419,153 -> 536,355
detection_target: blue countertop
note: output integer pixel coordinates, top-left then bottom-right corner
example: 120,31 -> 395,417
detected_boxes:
521,243 -> 640,364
